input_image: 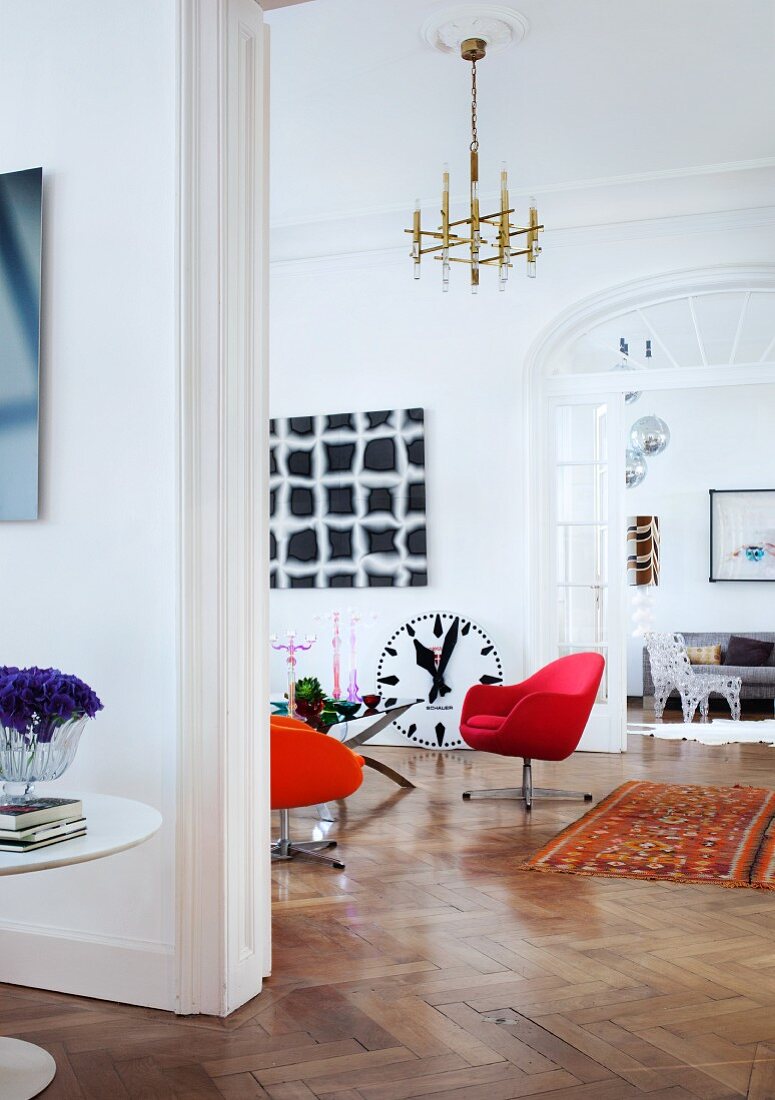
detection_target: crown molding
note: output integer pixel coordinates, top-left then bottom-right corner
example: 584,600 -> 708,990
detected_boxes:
261,0 -> 314,9
548,205 -> 775,249
271,206 -> 775,278
270,156 -> 775,232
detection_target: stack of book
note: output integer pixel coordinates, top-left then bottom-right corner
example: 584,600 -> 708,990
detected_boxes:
0,797 -> 85,853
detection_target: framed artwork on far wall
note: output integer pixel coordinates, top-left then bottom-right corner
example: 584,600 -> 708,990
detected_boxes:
709,489 -> 775,582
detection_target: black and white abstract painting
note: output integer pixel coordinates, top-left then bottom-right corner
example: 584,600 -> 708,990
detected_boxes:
270,408 -> 427,588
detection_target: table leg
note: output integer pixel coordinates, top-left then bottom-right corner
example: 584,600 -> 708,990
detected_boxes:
361,755 -> 415,789
0,1037 -> 56,1099
338,703 -> 417,750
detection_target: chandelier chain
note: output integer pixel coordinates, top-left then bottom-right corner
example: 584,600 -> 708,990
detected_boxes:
470,60 -> 479,153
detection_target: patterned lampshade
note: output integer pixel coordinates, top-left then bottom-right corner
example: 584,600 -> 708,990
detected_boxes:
627,516 -> 660,586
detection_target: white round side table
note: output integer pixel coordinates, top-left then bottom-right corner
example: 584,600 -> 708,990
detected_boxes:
0,793 -> 162,1100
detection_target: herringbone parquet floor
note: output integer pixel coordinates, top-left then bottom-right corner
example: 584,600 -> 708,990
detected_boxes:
3,722 -> 775,1098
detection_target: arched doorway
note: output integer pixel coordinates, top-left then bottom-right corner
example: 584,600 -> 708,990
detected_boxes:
524,264 -> 775,752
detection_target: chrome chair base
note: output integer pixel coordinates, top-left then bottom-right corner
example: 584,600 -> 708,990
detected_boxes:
462,759 -> 592,812
271,809 -> 345,869
271,838 -> 344,869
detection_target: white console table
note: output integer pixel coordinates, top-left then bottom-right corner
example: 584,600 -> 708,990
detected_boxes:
0,794 -> 162,1099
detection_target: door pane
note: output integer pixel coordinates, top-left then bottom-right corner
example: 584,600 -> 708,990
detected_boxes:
556,464 -> 607,523
557,584 -> 607,646
556,403 -> 607,463
548,394 -> 621,748
557,524 -> 608,585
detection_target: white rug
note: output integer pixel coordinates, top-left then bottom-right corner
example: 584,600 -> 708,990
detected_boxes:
629,719 -> 775,747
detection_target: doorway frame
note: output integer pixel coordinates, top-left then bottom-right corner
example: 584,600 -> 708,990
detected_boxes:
175,0 -> 271,1016
524,263 -> 775,751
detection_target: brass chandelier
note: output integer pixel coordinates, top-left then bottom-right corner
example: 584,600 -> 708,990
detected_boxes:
406,37 -> 543,293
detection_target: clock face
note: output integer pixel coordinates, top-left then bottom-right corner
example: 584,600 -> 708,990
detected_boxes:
376,611 -> 503,749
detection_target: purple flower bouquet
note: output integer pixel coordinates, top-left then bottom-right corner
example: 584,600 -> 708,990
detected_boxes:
0,667 -> 103,802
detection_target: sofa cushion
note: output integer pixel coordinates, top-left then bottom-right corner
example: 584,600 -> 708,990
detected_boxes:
702,664 -> 775,684
687,644 -> 721,665
724,635 -> 775,667
679,633 -> 775,668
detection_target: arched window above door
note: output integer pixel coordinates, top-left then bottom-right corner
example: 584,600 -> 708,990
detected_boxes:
563,288 -> 775,377
526,265 -> 775,385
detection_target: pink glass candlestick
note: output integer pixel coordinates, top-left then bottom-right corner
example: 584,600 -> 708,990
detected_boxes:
270,630 -> 316,717
331,611 -> 342,700
347,611 -> 362,703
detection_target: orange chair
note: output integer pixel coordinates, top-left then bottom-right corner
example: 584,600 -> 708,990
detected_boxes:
270,716 -> 364,869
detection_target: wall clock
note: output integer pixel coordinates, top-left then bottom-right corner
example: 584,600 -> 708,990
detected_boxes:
376,611 -> 503,749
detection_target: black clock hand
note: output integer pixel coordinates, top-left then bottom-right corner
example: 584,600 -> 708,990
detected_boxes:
413,636 -> 454,704
413,639 -> 437,678
436,618 -> 459,679
428,621 -> 458,702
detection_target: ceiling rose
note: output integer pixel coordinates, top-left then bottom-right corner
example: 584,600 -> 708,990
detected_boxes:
421,5 -> 529,56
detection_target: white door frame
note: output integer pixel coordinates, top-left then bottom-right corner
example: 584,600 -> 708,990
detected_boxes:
524,263 -> 775,751
175,0 -> 271,1016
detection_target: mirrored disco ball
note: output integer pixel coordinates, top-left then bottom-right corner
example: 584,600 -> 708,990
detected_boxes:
625,447 -> 648,488
630,415 -> 670,456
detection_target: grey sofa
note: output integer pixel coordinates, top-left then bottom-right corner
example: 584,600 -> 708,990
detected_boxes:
643,632 -> 775,711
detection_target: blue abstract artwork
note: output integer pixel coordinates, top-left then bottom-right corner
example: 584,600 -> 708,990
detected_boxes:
0,167 -> 42,520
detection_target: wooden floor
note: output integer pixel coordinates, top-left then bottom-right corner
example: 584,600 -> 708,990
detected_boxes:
3,720 -> 775,1098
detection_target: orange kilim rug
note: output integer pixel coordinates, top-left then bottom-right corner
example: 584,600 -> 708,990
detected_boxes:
525,780 -> 775,889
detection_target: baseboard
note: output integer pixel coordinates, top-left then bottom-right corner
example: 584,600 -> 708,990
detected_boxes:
0,921 -> 175,1010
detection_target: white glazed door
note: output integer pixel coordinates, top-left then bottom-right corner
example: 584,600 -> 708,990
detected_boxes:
545,395 -> 626,752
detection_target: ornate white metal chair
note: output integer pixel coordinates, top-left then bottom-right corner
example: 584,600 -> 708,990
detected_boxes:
645,632 -> 742,723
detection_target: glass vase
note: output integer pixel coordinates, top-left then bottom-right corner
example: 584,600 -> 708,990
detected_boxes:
0,716 -> 88,803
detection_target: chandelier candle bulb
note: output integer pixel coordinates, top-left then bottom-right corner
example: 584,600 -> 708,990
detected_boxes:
441,163 -> 451,291
470,139 -> 480,294
412,200 -> 421,279
499,163 -> 510,285
526,201 -> 539,277
442,167 -> 450,236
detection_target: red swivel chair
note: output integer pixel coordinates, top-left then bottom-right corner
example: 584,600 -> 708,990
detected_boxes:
459,653 -> 605,810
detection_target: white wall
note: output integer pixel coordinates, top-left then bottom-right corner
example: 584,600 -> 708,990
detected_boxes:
0,0 -> 177,1007
270,217 -> 775,740
626,383 -> 775,694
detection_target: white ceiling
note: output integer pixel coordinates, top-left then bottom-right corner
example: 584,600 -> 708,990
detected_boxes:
266,0 -> 775,231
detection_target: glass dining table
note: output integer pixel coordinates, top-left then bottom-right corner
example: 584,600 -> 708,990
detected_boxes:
271,697 -> 421,789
